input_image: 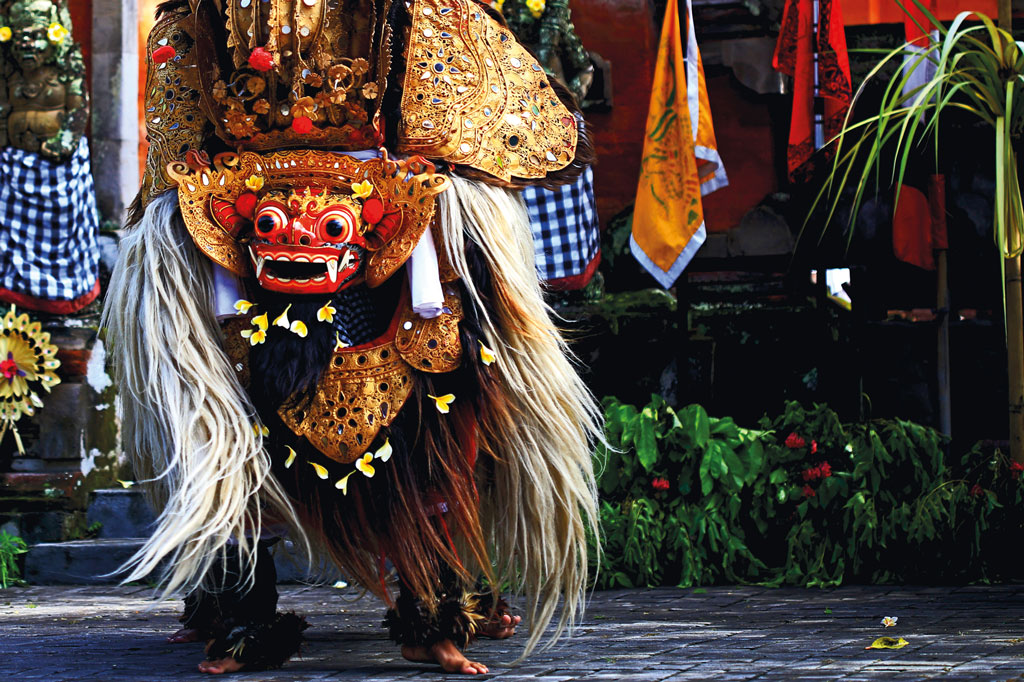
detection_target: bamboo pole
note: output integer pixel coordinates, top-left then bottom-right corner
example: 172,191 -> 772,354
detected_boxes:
998,0 -> 1024,463
1008,256 -> 1024,462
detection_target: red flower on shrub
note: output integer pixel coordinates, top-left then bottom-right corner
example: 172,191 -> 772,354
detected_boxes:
802,461 -> 832,482
785,432 -> 806,449
802,484 -> 816,498
810,440 -> 818,454
1011,461 -> 1024,481
970,483 -> 983,497
651,477 -> 670,491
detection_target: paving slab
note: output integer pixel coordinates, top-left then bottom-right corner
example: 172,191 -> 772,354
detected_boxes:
0,584 -> 1023,680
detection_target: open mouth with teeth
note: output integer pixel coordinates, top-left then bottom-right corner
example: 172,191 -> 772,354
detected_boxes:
248,242 -> 365,294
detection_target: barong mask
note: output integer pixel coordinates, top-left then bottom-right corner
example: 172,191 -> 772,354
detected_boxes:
168,149 -> 450,289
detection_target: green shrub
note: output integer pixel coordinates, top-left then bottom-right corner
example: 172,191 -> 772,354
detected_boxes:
591,397 -> 1022,588
0,531 -> 28,589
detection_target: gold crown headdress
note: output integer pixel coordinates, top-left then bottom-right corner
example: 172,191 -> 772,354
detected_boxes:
137,0 -> 582,210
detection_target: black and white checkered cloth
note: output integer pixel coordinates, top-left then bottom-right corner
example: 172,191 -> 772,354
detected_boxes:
0,137 -> 100,303
523,165 -> 600,288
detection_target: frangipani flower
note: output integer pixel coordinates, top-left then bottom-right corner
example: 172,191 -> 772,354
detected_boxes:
335,332 -> 349,351
273,304 -> 293,329
309,461 -> 329,480
234,299 -> 254,314
245,175 -> 264,191
290,320 -> 308,337
0,27 -> 12,42
355,453 -> 375,477
374,438 -> 392,462
351,180 -> 374,199
881,616 -> 898,627
526,0 -> 545,18
428,393 -> 455,414
47,22 -> 67,43
335,471 -> 354,494
317,302 -> 337,323
479,341 -> 496,366
240,327 -> 266,345
116,479 -> 135,489
252,312 -> 269,331
252,422 -> 269,437
284,445 -> 297,468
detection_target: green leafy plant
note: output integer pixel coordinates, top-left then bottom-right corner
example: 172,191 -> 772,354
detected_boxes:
591,396 -> 1024,589
0,531 -> 28,589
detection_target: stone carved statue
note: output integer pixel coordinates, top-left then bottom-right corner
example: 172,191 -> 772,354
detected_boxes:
0,0 -> 88,161
0,0 -> 99,314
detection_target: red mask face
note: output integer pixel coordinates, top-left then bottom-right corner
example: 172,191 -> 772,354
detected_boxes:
248,188 -> 367,294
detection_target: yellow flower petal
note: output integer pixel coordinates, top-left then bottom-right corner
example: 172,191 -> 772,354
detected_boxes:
317,303 -> 336,323
351,180 -> 374,199
273,304 -> 293,329
374,438 -> 392,462
335,332 -> 349,351
865,637 -> 908,650
252,422 -> 269,437
309,461 -> 329,480
335,471 -> 354,494
479,341 -> 496,366
355,453 -> 375,477
284,446 -> 297,469
252,312 -> 269,331
116,479 -> 134,488
245,175 -> 265,191
428,393 -> 455,414
0,27 -> 11,43
290,320 -> 308,337
248,329 -> 266,346
234,299 -> 254,314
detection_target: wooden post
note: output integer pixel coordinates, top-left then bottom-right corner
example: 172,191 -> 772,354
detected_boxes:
995,0 -> 1024,463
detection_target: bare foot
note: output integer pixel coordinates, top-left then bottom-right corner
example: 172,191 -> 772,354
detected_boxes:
167,627 -> 204,644
401,639 -> 489,674
197,657 -> 245,674
478,613 -> 521,640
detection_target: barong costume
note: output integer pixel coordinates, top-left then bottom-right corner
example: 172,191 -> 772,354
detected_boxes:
105,0 -> 600,669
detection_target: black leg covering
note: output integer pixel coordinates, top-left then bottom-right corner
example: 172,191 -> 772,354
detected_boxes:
181,540 -> 308,670
383,564 -> 485,649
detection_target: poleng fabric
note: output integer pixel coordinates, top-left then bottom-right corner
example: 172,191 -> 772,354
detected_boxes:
773,0 -> 851,182
524,165 -> 601,290
631,0 -> 728,289
0,137 -> 100,313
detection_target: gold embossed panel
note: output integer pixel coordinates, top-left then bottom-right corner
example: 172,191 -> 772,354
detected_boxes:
397,0 -> 579,182
394,285 -> 464,373
140,8 -> 208,205
278,341 -> 415,463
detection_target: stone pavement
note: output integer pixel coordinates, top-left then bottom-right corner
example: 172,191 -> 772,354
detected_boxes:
1,584 -> 1023,681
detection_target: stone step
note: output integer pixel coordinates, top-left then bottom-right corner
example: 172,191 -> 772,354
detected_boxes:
86,488 -> 157,539
24,538 -> 336,585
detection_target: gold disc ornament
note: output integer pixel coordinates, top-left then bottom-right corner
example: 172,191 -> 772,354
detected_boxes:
0,306 -> 62,453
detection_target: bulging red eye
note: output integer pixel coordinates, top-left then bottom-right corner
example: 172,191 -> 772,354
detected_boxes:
255,204 -> 288,234
315,206 -> 356,242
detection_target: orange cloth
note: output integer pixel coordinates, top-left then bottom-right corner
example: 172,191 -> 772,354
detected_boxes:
631,0 -> 726,288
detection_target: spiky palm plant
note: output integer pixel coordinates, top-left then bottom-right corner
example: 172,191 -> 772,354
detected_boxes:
814,1 -> 1024,461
